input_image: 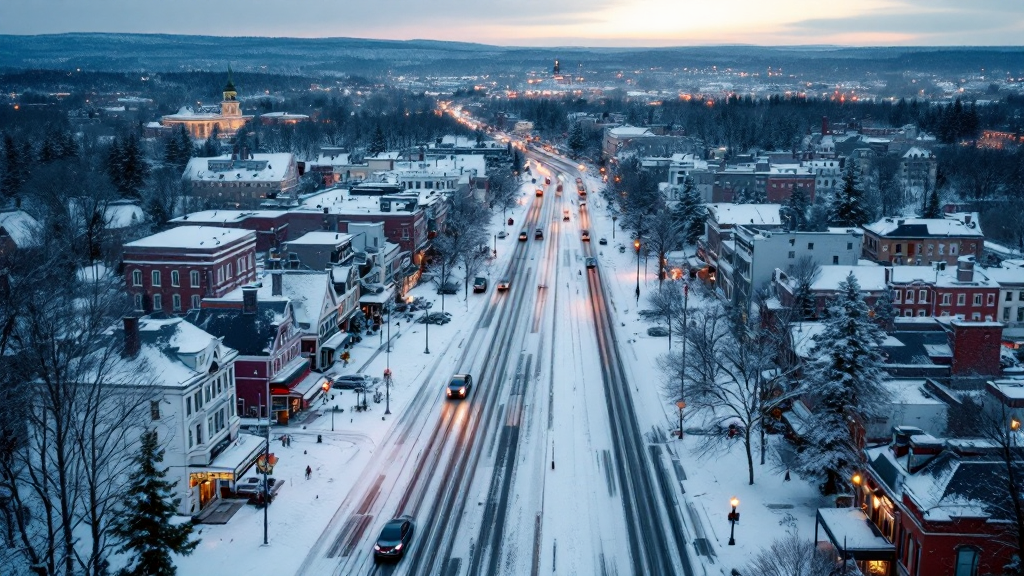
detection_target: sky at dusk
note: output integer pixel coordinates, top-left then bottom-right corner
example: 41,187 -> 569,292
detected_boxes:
1,0 -> 1021,46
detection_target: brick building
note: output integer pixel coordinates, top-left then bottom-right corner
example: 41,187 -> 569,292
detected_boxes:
170,210 -> 290,253
182,153 -> 299,209
123,227 -> 257,314
890,257 -> 999,321
862,213 -> 984,266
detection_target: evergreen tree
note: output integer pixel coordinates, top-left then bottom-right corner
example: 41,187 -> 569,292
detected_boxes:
673,176 -> 706,245
112,430 -> 199,576
785,185 -> 811,231
120,134 -> 149,199
568,122 -> 586,157
795,273 -> 889,495
368,125 -> 387,156
106,136 -> 126,195
872,287 -> 898,332
2,132 -> 28,199
828,164 -> 871,227
199,126 -> 221,157
922,186 -> 941,219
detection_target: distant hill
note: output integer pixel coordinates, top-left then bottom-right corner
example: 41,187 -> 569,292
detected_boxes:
0,33 -> 1021,78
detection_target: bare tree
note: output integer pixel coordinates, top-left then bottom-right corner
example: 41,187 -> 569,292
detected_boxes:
744,532 -> 835,576
645,210 -> 682,286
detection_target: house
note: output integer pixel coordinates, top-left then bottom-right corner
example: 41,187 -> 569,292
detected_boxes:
0,209 -> 40,257
899,147 -> 937,199
862,213 -> 984,266
774,264 -> 890,318
108,315 -> 260,516
890,257 -> 999,321
283,231 -> 355,271
182,153 -> 299,209
979,260 -> 1024,327
833,426 -> 1023,576
698,203 -> 782,292
728,224 -> 863,310
123,226 -> 257,315
185,285 -> 311,424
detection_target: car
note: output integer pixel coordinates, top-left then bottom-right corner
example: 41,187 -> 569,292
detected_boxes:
556,184 -> 563,192
581,229 -> 591,241
446,373 -> 473,399
535,228 -> 544,240
438,282 -> 458,295
332,374 -> 373,390
473,277 -> 487,293
563,209 -> 570,221
598,237 -> 608,245
536,189 -> 543,197
518,231 -> 528,241
545,177 -> 551,185
585,257 -> 597,269
237,477 -> 283,505
497,278 -> 511,291
497,231 -> 508,239
374,516 -> 415,561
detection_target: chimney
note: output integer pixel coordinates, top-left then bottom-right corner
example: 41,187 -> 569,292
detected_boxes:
956,255 -> 975,282
123,316 -> 140,357
964,213 -> 972,225
271,271 -> 283,297
242,286 -> 258,315
884,267 -> 892,284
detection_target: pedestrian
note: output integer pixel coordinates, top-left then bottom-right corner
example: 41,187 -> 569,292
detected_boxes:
305,465 -> 312,480
341,351 -> 350,367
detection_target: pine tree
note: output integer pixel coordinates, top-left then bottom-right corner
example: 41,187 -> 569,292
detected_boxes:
796,273 -> 890,495
673,176 -> 706,245
112,430 -> 199,576
922,186 -> 941,219
568,122 -> 586,157
200,126 -> 221,157
368,125 -> 387,156
120,134 -> 149,199
828,164 -> 870,227
872,287 -> 898,332
2,132 -> 27,199
785,185 -> 811,231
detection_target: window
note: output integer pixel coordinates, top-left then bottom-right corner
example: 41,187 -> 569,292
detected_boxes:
1019,291 -> 1024,302
788,251 -> 795,259
132,269 -> 142,286
134,293 -> 143,310
195,424 -> 203,445
972,312 -> 981,320
939,244 -> 945,255
1005,308 -> 1011,322
958,294 -> 966,306
153,294 -> 162,311
807,242 -> 814,250
833,256 -> 839,265
191,295 -> 201,310
904,309 -> 913,317
226,263 -> 232,278
951,243 -> 958,255
906,291 -> 914,304
895,243 -> 903,254
1008,292 -> 1014,302
190,270 -> 200,287
847,243 -> 853,250
919,290 -> 928,303
172,294 -> 181,311
188,428 -> 193,449
988,294 -> 995,306
973,294 -> 982,306
789,238 -> 795,246
942,293 -> 951,305
152,270 -> 161,286
186,396 -> 192,416
1019,308 -> 1024,322
893,290 -> 902,303
918,310 -> 927,317
171,270 -> 180,287
150,400 -> 161,421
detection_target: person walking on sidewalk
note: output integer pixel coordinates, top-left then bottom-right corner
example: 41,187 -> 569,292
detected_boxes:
305,465 -> 312,480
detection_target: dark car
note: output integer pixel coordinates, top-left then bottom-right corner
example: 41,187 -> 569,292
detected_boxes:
446,373 -> 473,399
598,238 -> 608,245
585,257 -> 597,269
332,374 -> 373,390
535,228 -> 544,240
545,177 -> 551,185
473,277 -> 488,293
518,231 -> 528,241
581,229 -> 591,241
438,281 -> 458,295
536,189 -> 543,197
374,516 -> 414,561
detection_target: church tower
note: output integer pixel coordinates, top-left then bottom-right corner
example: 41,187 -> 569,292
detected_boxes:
221,67 -> 240,118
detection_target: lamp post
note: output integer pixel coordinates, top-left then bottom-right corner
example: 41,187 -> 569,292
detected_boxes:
612,215 -> 617,239
852,472 -> 862,507
332,405 -> 339,431
634,239 -> 641,304
493,234 -> 497,258
727,497 -> 740,545
383,368 -> 393,415
676,400 -> 686,439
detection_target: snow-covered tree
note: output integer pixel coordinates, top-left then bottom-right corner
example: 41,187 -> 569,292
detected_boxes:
673,176 -> 706,245
112,430 -> 199,576
872,287 -> 898,332
784,185 -> 811,231
567,122 -> 586,157
796,272 -> 890,495
646,210 -> 682,285
368,124 -> 387,156
922,186 -> 942,218
828,164 -> 870,227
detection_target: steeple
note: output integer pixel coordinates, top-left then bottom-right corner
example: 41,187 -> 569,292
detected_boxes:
223,66 -> 237,101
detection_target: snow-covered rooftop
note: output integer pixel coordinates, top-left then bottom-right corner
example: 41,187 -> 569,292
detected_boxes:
607,125 -> 653,138
0,209 -> 40,248
286,231 -> 353,246
863,213 -> 983,238
126,226 -> 254,250
707,203 -> 782,226
183,154 -> 295,184
171,209 -> 289,225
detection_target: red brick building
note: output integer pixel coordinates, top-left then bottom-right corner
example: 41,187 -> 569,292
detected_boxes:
890,257 -> 999,321
170,210 -> 289,253
123,226 -> 257,314
862,213 -> 984,266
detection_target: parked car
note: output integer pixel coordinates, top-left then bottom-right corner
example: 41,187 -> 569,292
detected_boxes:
497,278 -> 511,291
237,477 -> 283,505
581,229 -> 591,241
332,374 -> 374,390
585,257 -> 597,269
497,231 -> 509,239
438,281 -> 458,295
446,373 -> 473,399
518,231 -> 528,241
556,184 -> 563,192
374,516 -> 415,561
598,238 -> 608,245
473,277 -> 488,293
535,228 -> 543,240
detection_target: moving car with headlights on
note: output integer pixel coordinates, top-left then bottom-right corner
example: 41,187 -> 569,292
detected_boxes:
446,373 -> 473,399
518,231 -> 528,241
374,516 -> 415,561
497,278 -> 511,291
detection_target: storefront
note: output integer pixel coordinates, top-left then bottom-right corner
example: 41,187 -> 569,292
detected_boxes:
318,330 -> 351,370
291,375 -> 330,410
815,507 -> 896,576
187,433 -> 265,515
269,356 -> 310,425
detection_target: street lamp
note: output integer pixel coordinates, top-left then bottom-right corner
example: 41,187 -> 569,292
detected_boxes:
612,215 -> 617,239
634,239 -> 641,304
493,233 -> 497,258
727,497 -> 740,546
383,368 -> 392,415
423,309 -> 431,354
676,400 -> 686,439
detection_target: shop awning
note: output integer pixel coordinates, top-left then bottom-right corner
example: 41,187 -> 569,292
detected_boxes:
815,508 -> 895,561
320,330 -> 351,351
191,433 -> 266,479
291,375 -> 330,402
270,356 -> 310,386
360,286 -> 396,305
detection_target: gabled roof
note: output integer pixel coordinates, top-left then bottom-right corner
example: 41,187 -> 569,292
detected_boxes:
104,316 -> 234,388
0,209 -> 40,248
185,301 -> 289,357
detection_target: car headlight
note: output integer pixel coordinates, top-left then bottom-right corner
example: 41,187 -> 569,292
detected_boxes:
374,544 -> 381,551
459,387 -> 466,394
446,389 -> 452,396
394,543 -> 403,551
